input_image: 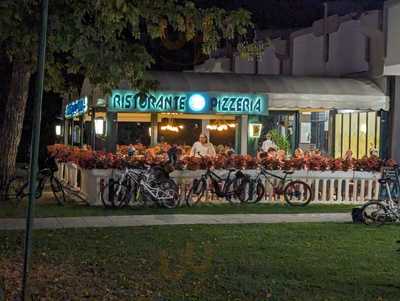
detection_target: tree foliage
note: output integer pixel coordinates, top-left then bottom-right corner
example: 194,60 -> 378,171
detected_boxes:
0,0 -> 256,94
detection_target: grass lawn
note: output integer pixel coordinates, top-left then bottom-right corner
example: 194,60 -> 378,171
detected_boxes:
1,223 -> 400,300
0,201 -> 355,218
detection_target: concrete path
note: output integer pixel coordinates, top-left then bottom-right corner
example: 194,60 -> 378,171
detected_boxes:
0,213 -> 351,230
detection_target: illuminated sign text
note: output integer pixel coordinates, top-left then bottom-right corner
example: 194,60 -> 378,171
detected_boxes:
109,90 -> 268,115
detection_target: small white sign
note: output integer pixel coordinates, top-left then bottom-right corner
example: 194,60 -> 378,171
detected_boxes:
300,122 -> 311,143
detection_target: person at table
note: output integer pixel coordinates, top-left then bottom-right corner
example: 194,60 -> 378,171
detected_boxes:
127,144 -> 136,157
190,134 -> 216,157
261,133 -> 277,153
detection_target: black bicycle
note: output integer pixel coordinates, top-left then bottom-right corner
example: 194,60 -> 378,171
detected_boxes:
240,166 -> 313,206
6,166 -> 65,206
185,163 -> 248,206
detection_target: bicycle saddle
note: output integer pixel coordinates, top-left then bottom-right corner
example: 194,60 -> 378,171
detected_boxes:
40,168 -> 52,177
378,178 -> 390,185
283,170 -> 294,175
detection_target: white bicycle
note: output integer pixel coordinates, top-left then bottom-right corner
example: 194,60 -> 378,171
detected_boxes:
361,167 -> 400,225
100,165 -> 179,209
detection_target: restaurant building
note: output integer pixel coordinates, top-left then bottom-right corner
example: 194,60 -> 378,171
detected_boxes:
384,0 -> 400,162
63,71 -> 388,157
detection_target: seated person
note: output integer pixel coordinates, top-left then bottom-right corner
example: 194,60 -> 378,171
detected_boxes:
261,133 -> 277,153
277,149 -> 286,161
293,148 -> 304,159
266,147 -> 277,160
190,134 -> 216,157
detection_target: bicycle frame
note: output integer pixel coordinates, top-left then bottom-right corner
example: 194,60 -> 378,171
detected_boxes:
199,168 -> 236,198
16,169 -> 52,200
379,180 -> 400,221
253,167 -> 290,194
116,168 -> 175,201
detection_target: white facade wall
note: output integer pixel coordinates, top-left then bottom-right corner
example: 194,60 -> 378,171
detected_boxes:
384,0 -> 400,75
233,55 -> 255,74
290,10 -> 382,77
193,58 -> 232,73
193,10 -> 383,78
291,32 -> 325,76
257,46 -> 281,75
326,20 -> 369,76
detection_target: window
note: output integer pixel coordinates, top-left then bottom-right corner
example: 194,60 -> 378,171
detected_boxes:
334,111 -> 380,158
335,114 -> 342,158
300,111 -> 329,154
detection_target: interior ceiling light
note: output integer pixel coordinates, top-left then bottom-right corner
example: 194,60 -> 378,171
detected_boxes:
206,120 -> 236,131
160,118 -> 184,133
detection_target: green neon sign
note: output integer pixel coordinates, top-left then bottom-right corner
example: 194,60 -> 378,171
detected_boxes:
108,90 -> 268,115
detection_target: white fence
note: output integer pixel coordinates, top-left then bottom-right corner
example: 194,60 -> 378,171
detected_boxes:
56,163 -> 382,206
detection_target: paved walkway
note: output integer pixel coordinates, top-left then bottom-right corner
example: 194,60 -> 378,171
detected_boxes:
0,213 -> 351,230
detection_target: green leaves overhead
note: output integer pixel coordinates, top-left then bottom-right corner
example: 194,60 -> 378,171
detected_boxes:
0,0 -> 257,94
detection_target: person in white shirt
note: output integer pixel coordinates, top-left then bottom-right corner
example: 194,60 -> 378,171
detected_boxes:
261,133 -> 277,153
190,134 -> 216,157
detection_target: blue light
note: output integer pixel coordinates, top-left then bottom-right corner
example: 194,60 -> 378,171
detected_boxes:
65,97 -> 88,118
188,94 -> 206,112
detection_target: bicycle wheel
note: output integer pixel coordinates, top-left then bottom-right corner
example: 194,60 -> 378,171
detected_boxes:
284,180 -> 312,206
100,181 -> 128,208
224,179 -> 242,205
5,176 -> 27,205
126,182 -> 142,208
50,176 -> 66,205
159,179 -> 179,209
361,201 -> 389,225
238,179 -> 265,204
186,178 -> 207,207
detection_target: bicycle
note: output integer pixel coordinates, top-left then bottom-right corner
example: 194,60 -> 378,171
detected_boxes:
6,166 -> 65,206
361,167 -> 400,225
239,166 -> 313,206
100,164 -> 179,209
185,163 -> 248,207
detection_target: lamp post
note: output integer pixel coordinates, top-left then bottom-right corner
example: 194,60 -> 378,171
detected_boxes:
21,0 -> 49,299
95,117 -> 106,136
55,124 -> 62,137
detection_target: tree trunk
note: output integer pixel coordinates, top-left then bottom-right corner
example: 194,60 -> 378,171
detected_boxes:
0,61 -> 31,199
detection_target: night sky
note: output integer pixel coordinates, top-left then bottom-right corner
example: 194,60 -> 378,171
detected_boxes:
195,0 -> 386,29
152,0 -> 386,70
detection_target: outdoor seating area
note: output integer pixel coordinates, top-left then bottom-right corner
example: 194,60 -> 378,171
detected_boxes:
48,144 -> 394,206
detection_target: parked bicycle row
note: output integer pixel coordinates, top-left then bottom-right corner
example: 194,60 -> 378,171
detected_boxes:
99,157 -> 313,209
5,157 -> 66,206
6,156 -> 400,227
2,158 -> 313,210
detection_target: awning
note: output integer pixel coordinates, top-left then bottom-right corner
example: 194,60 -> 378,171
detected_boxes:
146,71 -> 388,111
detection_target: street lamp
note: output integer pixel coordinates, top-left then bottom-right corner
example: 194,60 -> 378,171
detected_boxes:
55,124 -> 62,136
95,117 -> 106,136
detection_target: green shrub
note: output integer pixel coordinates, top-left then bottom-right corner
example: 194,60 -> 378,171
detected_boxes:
268,129 -> 290,153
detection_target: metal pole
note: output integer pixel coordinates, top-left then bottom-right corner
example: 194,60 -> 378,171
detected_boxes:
80,115 -> 84,147
150,113 -> 158,146
21,0 -> 49,299
91,107 -> 96,150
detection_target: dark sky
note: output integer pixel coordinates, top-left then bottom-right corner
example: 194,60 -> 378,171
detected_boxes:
195,0 -> 386,29
153,0 -> 386,70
